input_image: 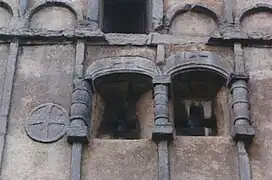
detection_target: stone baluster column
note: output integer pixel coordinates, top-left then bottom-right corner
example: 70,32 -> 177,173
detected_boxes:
67,80 -> 92,180
152,75 -> 173,180
227,72 -> 255,180
227,73 -> 254,145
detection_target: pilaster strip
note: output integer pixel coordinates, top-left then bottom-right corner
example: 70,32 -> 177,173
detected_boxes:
0,40 -> 19,174
152,76 -> 173,180
158,141 -> 170,180
87,0 -> 99,22
68,40 -> 89,180
223,0 -> 233,22
71,143 -> 83,180
19,0 -> 28,16
74,40 -> 85,84
238,141 -> 252,180
156,44 -> 165,65
234,44 -> 245,73
228,43 -> 254,180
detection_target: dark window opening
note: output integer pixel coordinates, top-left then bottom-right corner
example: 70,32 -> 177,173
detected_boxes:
95,73 -> 151,139
173,100 -> 217,136
172,71 -> 225,136
102,0 -> 148,33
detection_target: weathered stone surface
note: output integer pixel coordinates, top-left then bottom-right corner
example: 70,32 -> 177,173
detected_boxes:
235,0 -> 272,15
25,103 -> 68,143
151,33 -> 209,44
170,137 -> 239,180
85,46 -> 156,67
166,0 -> 224,16
244,47 -> 272,80
30,6 -> 77,30
0,45 -> 9,108
165,45 -> 234,69
105,33 -> 149,45
1,45 -> 75,180
215,87 -> 231,136
170,11 -> 218,36
82,139 -> 158,180
244,47 -> 272,180
31,0 -> 88,12
0,6 -> 12,28
241,11 -> 272,37
136,91 -> 154,139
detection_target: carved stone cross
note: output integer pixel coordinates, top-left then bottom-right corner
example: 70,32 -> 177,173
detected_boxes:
25,103 -> 68,143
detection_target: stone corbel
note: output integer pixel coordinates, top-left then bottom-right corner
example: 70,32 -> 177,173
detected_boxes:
152,75 -> 173,142
67,80 -> 92,144
227,72 -> 255,145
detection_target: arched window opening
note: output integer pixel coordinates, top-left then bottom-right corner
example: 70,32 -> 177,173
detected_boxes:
172,70 -> 225,136
95,73 -> 152,139
101,0 -> 149,33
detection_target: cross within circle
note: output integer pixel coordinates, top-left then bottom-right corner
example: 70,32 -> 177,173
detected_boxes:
25,103 -> 68,143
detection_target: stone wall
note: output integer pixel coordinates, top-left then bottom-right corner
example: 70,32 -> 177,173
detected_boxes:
0,0 -> 271,180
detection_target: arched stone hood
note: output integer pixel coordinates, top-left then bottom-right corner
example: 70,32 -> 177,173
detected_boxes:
85,56 -> 161,94
163,51 -> 232,79
85,56 -> 161,80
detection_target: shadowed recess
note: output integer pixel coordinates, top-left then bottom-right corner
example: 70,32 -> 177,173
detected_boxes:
102,0 -> 148,33
95,73 -> 152,139
172,70 -> 225,136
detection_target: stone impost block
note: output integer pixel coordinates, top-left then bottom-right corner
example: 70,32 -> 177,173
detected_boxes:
231,124 -> 255,143
152,123 -> 174,142
67,125 -> 89,144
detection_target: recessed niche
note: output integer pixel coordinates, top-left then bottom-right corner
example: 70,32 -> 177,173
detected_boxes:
95,73 -> 152,139
101,0 -> 149,34
172,70 -> 225,136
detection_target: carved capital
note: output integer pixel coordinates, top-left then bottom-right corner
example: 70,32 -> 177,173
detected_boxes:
67,80 -> 92,143
152,122 -> 174,142
227,72 -> 250,88
67,125 -> 89,143
153,75 -> 171,85
231,124 -> 255,143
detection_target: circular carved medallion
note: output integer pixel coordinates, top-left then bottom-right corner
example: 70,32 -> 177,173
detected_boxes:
25,103 -> 68,143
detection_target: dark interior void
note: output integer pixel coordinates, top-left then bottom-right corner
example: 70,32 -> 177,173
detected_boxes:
172,71 -> 225,136
102,0 -> 148,33
95,73 -> 152,139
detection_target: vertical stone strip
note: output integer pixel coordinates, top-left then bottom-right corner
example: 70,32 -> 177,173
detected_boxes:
223,0 -> 233,22
71,143 -> 83,180
152,0 -> 164,30
152,76 -> 173,180
74,41 -> 85,85
158,141 -> 170,180
234,44 -> 245,73
0,41 -> 19,173
238,141 -> 251,180
156,44 -> 165,65
67,41 -> 91,180
19,0 -> 28,16
227,44 -> 255,180
87,0 -> 99,22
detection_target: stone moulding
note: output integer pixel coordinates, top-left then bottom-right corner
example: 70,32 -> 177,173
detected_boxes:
165,4 -> 221,27
0,1 -> 14,16
236,3 -> 272,24
210,3 -> 272,44
85,56 -> 161,81
163,51 -> 232,79
24,0 -> 83,28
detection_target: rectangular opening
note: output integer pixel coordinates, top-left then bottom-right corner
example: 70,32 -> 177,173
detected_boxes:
101,0 -> 148,34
